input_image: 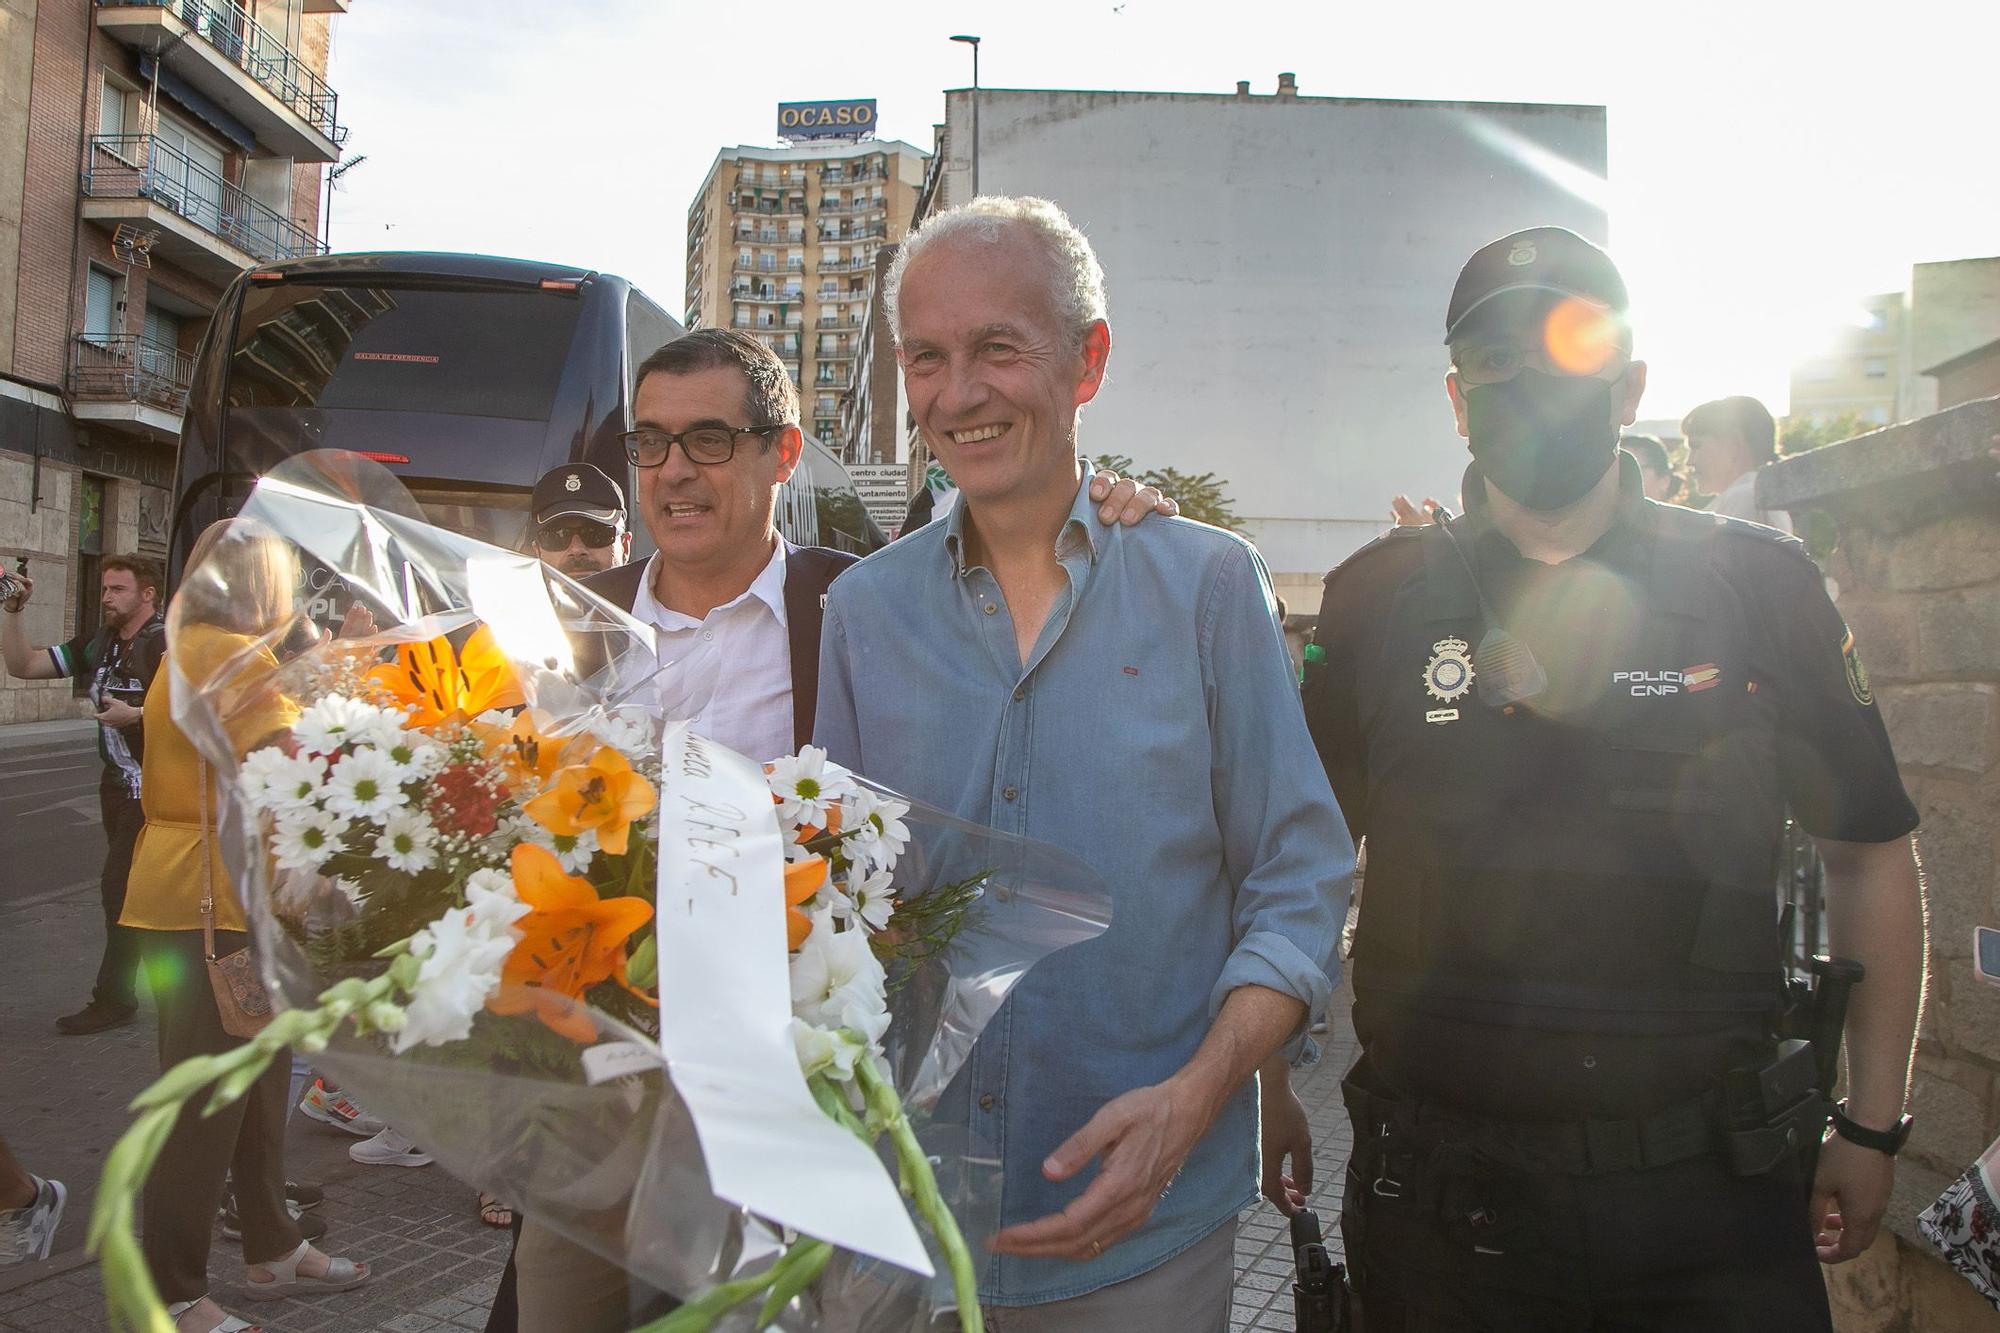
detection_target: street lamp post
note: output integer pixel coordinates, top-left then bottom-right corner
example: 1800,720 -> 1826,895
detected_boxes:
950,34 -> 980,198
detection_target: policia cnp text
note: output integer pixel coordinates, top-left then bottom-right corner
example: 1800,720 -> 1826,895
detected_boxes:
1302,228 -> 1925,1331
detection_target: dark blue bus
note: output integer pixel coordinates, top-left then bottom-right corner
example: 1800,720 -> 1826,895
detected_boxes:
168,251 -> 885,595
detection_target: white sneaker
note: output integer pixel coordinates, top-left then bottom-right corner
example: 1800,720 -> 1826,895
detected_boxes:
0,1176 -> 66,1264
348,1129 -> 432,1168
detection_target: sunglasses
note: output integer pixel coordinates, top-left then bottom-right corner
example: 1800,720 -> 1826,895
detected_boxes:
535,520 -> 619,551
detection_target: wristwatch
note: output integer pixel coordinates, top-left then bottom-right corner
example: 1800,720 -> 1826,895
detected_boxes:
1829,1100 -> 1914,1156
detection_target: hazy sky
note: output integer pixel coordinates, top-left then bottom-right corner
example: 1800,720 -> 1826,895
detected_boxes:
322,0 -> 2000,419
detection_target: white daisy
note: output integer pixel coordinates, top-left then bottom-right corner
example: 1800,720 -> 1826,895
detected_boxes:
844,791 -> 912,875
375,811 -> 439,874
292,695 -> 388,758
846,868 -> 897,933
272,806 -> 348,871
765,746 -> 858,828
240,748 -> 325,814
527,823 -> 599,874
322,748 -> 407,822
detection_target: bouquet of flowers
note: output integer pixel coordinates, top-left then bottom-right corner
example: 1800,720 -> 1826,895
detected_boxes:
91,453 -> 1110,1332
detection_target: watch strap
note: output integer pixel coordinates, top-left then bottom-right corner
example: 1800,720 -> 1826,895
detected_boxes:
1830,1100 -> 1913,1156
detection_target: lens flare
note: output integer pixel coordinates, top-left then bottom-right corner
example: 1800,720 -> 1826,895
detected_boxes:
1543,297 -> 1621,376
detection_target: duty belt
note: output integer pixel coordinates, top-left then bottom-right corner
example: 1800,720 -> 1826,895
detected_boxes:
1341,1068 -> 1721,1177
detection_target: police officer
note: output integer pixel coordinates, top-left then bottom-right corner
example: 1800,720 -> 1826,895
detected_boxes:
528,463 -> 631,577
1302,227 -> 1924,1330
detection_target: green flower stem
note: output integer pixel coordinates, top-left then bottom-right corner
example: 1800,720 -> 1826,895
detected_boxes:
753,1239 -> 833,1329
629,1243 -> 795,1333
92,970 -> 407,1331
855,1058 -> 983,1333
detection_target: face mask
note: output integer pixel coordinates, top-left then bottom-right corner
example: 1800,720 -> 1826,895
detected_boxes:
1464,370 -> 1620,511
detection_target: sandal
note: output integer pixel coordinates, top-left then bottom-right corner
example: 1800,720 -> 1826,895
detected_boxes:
165,1296 -> 260,1332
241,1239 -> 370,1300
478,1192 -> 514,1228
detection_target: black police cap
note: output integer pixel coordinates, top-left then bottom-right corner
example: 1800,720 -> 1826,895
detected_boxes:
531,464 -> 626,526
1444,226 -> 1629,345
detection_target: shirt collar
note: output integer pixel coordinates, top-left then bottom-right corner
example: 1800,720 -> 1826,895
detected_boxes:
943,465 -> 1101,578
1457,448 -> 1651,564
633,537 -> 789,630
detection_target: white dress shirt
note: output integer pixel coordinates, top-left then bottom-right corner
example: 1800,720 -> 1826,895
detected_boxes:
630,540 -> 795,763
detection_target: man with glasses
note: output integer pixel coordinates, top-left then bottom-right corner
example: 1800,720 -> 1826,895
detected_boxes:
1301,227 -> 1924,1329
527,464 -> 630,577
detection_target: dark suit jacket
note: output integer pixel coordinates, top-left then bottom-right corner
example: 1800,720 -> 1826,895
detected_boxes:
583,541 -> 858,752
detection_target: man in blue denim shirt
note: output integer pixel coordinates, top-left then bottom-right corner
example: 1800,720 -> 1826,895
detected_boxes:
815,196 -> 1354,1326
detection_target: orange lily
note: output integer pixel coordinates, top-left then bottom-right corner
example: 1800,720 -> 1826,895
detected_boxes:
472,708 -> 572,790
490,843 -> 654,1042
366,625 -> 525,726
785,856 -> 828,950
523,745 -> 657,857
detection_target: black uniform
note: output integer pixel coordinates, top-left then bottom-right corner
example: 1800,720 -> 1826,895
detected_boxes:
51,612 -> 166,1017
1303,454 -> 1916,1331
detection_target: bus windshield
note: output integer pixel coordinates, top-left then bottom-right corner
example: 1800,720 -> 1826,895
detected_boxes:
227,282 -> 583,420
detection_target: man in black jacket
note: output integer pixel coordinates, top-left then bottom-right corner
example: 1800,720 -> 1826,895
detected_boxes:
2,555 -> 165,1034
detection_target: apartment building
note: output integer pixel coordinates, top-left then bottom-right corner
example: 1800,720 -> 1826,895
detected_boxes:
683,136 -> 926,456
0,0 -> 343,723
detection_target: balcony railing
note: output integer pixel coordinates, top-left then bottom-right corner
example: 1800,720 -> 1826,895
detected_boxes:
83,135 -> 325,262
817,199 -> 886,215
96,0 -> 339,141
69,334 -> 193,412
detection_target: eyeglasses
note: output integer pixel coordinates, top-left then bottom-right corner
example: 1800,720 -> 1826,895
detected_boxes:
621,424 -> 785,469
1451,340 -> 1632,387
535,520 -> 619,551
1452,296 -> 1629,386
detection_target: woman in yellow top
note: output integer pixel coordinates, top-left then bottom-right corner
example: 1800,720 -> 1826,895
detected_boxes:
122,520 -> 370,1333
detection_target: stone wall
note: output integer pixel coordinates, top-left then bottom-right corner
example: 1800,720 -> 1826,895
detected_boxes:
1762,395 -> 2000,1331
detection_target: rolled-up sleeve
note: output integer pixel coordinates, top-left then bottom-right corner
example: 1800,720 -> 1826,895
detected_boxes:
1200,542 -> 1355,1064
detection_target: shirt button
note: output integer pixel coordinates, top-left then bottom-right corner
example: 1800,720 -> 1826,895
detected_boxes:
983,602 -> 998,615
1013,685 -> 1027,701
702,630 -> 714,641
1002,785 -> 1018,802
978,1094 -> 996,1111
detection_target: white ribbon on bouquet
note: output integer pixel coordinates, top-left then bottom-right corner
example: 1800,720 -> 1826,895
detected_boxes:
653,721 -> 934,1276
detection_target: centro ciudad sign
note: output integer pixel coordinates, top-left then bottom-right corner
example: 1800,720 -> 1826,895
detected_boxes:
777,99 -> 877,141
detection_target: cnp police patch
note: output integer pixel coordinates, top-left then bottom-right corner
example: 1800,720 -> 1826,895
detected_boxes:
1841,626 -> 1873,706
1425,637 -> 1476,704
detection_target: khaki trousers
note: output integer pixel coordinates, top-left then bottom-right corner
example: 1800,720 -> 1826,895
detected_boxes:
514,1217 -> 632,1333
981,1219 -> 1237,1332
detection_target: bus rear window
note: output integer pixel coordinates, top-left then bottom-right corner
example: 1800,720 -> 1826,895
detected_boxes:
226,284 -> 584,421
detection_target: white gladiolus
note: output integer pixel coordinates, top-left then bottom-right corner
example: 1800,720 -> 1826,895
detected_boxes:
790,914 -> 890,1049
790,1018 -> 869,1082
389,896 -> 527,1053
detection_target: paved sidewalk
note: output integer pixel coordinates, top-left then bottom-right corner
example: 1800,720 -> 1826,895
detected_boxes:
0,732 -> 1354,1330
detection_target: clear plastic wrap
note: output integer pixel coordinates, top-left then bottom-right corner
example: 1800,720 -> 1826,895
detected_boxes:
167,452 -> 1112,1330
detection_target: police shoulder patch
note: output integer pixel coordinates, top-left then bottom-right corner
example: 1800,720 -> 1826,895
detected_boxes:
1840,625 -> 1874,707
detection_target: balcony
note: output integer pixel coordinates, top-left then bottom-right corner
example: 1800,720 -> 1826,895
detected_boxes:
732,287 -> 802,304
93,0 -> 340,161
81,135 -> 326,282
68,335 -> 191,439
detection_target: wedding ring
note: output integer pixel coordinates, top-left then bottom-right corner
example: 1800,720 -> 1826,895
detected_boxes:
1089,1239 -> 1104,1258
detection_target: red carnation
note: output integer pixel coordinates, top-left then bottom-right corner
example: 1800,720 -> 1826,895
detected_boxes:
430,762 -> 501,838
